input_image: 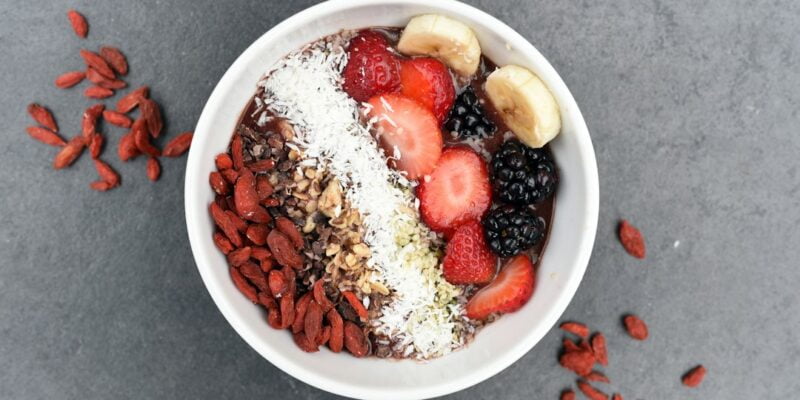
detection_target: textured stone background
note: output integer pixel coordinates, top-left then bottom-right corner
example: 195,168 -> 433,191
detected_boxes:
1,0 -> 799,399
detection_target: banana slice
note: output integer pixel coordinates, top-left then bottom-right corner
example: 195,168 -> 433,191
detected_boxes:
397,14 -> 481,76
485,65 -> 561,148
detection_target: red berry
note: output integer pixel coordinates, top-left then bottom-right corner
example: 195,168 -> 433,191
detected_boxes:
442,220 -> 497,284
400,58 -> 455,124
366,93 -> 442,180
465,254 -> 535,320
341,30 -> 401,102
417,147 -> 491,233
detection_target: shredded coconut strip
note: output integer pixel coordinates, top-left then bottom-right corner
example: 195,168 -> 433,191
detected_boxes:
259,38 -> 462,358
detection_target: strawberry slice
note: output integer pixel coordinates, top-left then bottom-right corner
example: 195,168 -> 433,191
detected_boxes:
417,146 -> 491,233
342,30 -> 401,102
399,57 -> 455,124
443,220 -> 497,284
367,93 -> 443,180
466,254 -> 536,320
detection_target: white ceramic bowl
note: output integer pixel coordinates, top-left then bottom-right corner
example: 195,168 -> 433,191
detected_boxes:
185,0 -> 598,398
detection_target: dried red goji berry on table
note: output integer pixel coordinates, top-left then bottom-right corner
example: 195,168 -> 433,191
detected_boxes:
79,49 -> 115,79
560,390 -> 576,400
560,321 -> 590,338
230,266 -> 258,303
343,321 -> 369,357
585,371 -> 610,383
27,103 -> 58,132
623,314 -> 648,340
304,300 -> 323,343
342,291 -> 369,321
560,345 -> 596,377
55,71 -> 86,88
215,153 -> 233,170
81,103 -> 104,142
591,332 -> 608,366
563,338 -> 580,352
146,157 -> 161,181
213,232 -> 234,255
93,159 -> 119,187
84,86 -> 114,99
618,220 -> 646,259
326,309 -> 344,353
132,118 -> 161,157
275,216 -> 304,249
163,132 -> 193,157
239,261 -> 268,292
26,126 -> 66,147
116,85 -> 148,112
53,136 -> 85,169
577,380 -> 608,400
89,180 -> 113,192
102,109 -> 132,128
139,99 -> 163,138
312,280 -> 333,312
292,293 -> 313,334
89,134 -> 104,159
682,365 -> 706,388
227,246 -> 251,267
117,132 -> 140,161
66,9 -> 88,38
99,46 -> 128,76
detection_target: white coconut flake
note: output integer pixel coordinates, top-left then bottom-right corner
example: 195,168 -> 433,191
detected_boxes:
259,37 -> 463,358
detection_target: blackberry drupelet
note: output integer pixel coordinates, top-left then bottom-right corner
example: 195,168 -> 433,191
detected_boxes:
490,139 -> 558,205
444,86 -> 496,138
483,205 -> 545,257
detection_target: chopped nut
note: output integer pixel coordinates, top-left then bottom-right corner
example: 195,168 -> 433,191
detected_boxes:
304,168 -> 316,179
303,215 -> 316,233
352,243 -> 370,258
277,119 -> 295,141
326,243 -> 341,256
319,179 -> 343,218
296,179 -> 310,192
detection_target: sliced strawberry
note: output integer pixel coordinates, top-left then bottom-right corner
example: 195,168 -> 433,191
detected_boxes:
400,57 -> 455,124
417,146 -> 491,233
342,30 -> 401,102
466,254 -> 535,320
443,220 -> 497,284
367,93 -> 442,180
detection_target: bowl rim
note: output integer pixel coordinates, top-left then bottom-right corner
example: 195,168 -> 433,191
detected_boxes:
185,0 -> 599,398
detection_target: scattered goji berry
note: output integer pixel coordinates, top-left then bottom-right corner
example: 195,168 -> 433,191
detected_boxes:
618,220 -> 646,259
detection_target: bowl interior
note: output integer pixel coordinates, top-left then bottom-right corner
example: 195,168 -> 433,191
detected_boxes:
185,1 -> 598,399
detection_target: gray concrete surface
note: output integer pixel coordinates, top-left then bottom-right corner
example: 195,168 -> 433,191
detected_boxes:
2,0 -> 799,399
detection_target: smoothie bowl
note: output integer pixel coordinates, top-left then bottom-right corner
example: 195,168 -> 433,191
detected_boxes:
185,0 -> 598,398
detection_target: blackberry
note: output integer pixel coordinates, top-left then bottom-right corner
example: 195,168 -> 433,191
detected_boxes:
444,86 -> 496,138
491,139 -> 558,205
483,205 -> 545,257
